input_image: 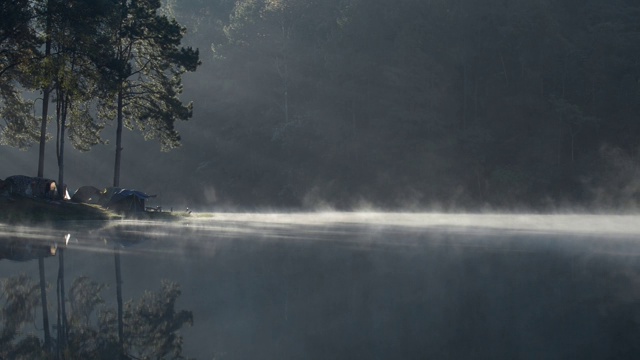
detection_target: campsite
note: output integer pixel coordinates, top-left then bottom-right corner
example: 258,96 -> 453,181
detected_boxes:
0,175 -> 174,223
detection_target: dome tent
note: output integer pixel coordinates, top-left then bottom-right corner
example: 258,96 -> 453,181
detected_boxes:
100,187 -> 155,213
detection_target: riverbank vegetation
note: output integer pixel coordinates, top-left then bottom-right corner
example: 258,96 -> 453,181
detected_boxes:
0,196 -> 117,223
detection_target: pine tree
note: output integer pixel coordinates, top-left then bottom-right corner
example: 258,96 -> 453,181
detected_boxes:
0,0 -> 41,151
99,0 -> 200,187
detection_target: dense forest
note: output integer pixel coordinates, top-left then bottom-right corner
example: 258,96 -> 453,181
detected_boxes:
3,0 -> 640,211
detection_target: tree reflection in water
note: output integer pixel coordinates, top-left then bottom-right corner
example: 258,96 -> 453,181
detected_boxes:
0,230 -> 193,360
2,214 -> 640,359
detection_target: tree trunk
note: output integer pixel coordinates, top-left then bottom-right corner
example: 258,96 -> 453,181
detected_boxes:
56,248 -> 68,358
462,61 -> 467,130
113,88 -> 124,187
500,53 -> 509,87
38,89 -> 50,178
37,0 -> 52,178
39,256 -> 51,352
114,248 -> 125,359
56,89 -> 67,197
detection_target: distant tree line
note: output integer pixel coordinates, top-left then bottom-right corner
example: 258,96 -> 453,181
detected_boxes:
0,0 -> 199,191
3,0 -> 639,210
164,0 -> 640,210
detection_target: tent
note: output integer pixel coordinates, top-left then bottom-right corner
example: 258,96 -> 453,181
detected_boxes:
70,186 -> 102,204
2,175 -> 58,199
101,187 -> 155,213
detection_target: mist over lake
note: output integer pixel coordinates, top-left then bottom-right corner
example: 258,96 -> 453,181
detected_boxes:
2,213 -> 640,359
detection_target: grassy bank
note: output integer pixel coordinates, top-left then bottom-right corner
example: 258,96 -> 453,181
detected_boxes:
0,196 -> 120,224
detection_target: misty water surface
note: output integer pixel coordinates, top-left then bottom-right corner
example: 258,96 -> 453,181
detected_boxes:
2,213 -> 640,359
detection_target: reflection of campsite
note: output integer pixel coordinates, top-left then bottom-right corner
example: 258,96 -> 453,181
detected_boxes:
0,235 -> 58,262
1,210 -> 190,263
0,221 -> 158,263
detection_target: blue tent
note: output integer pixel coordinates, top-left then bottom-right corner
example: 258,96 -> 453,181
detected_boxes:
103,188 -> 155,213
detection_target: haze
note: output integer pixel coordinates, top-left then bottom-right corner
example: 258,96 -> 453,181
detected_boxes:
3,0 -> 640,211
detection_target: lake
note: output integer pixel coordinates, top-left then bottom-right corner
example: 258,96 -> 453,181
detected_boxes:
1,213 -> 640,359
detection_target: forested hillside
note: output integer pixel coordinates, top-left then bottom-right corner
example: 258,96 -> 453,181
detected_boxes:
165,0 -> 640,210
3,0 -> 640,210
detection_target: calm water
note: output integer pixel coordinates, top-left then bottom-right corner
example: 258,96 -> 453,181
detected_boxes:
1,213 -> 640,359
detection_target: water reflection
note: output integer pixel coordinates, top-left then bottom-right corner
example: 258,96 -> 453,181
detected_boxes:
0,235 -> 57,262
1,214 -> 640,359
0,223 -> 191,360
